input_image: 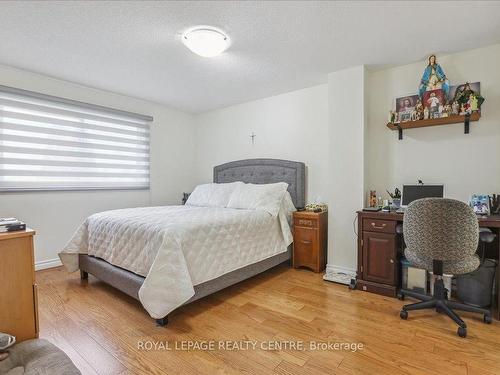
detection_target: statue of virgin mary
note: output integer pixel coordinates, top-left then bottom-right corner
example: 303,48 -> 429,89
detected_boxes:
419,55 -> 450,99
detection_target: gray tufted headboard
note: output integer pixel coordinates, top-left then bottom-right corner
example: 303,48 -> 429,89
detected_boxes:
213,158 -> 306,208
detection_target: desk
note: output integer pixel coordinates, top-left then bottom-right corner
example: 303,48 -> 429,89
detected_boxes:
356,211 -> 500,320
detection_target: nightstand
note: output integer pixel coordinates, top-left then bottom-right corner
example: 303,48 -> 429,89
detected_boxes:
292,211 -> 328,272
0,229 -> 38,342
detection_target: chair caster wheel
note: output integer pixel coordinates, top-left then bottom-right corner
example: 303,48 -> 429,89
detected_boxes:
484,315 -> 492,324
397,293 -> 405,301
400,310 -> 408,320
457,327 -> 467,338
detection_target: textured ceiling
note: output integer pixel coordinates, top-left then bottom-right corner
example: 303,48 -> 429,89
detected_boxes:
1,1 -> 500,113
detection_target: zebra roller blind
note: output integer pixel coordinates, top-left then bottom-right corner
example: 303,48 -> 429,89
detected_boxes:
0,86 -> 152,191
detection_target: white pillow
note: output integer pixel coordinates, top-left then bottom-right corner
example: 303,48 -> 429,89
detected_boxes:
186,182 -> 243,207
227,182 -> 289,216
209,182 -> 244,207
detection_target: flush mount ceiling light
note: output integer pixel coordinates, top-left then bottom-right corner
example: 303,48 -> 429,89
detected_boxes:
182,27 -> 230,57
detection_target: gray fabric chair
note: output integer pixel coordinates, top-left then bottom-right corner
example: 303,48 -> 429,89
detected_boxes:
0,339 -> 81,375
399,198 -> 492,338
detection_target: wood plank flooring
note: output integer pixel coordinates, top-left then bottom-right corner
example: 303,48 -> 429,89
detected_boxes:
37,265 -> 500,375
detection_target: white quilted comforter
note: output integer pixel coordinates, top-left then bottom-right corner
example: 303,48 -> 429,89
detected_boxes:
59,205 -> 293,319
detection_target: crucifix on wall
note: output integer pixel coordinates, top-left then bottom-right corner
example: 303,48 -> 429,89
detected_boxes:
250,132 -> 256,145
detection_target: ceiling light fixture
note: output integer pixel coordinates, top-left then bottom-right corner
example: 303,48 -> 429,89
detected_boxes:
182,27 -> 230,58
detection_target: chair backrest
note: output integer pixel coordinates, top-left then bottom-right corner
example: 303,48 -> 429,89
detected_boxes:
403,198 -> 479,261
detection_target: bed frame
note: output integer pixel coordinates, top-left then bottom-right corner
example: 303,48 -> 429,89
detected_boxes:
78,158 -> 306,326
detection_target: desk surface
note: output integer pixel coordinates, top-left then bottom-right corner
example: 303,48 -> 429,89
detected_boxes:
358,211 -> 500,227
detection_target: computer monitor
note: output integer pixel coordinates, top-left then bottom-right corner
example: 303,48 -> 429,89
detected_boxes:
402,184 -> 444,206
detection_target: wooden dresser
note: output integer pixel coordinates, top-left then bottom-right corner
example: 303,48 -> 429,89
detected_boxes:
0,229 -> 38,342
292,211 -> 328,272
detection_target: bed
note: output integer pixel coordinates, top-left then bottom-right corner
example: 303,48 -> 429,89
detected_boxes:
59,158 -> 305,325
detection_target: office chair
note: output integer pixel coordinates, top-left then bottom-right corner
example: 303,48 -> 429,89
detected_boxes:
399,198 -> 492,338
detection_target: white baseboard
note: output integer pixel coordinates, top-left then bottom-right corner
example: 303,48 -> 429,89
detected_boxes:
323,264 -> 357,285
35,258 -> 62,271
325,264 -> 356,276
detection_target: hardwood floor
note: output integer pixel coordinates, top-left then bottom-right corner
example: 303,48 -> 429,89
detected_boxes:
37,265 -> 500,375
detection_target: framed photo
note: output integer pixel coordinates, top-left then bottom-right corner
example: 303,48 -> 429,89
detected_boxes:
423,89 -> 445,119
449,82 -> 480,103
469,194 -> 490,215
395,94 -> 418,123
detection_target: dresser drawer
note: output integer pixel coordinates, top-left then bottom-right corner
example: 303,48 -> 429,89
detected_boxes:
294,217 -> 318,228
362,218 -> 396,233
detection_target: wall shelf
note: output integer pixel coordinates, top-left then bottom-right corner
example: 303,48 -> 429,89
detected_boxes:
387,112 -> 481,140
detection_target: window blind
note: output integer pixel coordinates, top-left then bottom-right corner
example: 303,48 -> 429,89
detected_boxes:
0,86 -> 152,191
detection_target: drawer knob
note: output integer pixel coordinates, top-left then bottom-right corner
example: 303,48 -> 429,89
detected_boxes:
390,259 -> 394,264
371,222 -> 387,229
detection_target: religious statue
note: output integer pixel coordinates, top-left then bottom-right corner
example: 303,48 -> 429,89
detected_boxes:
415,99 -> 424,120
460,103 -> 467,115
452,101 -> 460,115
388,111 -> 397,123
469,93 -> 479,112
442,104 -> 451,117
423,107 -> 429,120
419,55 -> 450,99
393,112 -> 399,123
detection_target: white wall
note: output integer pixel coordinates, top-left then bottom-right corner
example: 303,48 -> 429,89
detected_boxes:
327,66 -> 366,273
4,43 -> 498,273
366,43 -> 500,202
194,84 -> 329,203
0,64 -> 196,267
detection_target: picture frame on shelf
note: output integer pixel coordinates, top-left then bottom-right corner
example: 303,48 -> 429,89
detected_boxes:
449,82 -> 480,104
394,94 -> 419,123
423,89 -> 445,119
470,194 -> 490,215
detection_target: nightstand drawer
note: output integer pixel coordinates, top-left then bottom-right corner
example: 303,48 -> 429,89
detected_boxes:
293,227 -> 317,266
294,217 -> 318,228
294,227 -> 317,248
362,218 -> 396,234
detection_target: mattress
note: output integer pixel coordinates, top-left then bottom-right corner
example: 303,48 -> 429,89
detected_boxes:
59,204 -> 293,319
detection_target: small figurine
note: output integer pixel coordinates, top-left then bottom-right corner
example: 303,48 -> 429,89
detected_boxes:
369,191 -> 377,208
460,103 -> 467,115
424,107 -> 429,119
389,111 -> 397,123
452,101 -> 460,115
468,93 -> 479,112
411,109 -> 418,121
442,104 -> 451,117
419,55 -> 450,99
464,102 -> 471,114
415,99 -> 424,120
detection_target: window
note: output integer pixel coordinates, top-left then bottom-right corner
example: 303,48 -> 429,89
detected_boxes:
0,86 -> 152,191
